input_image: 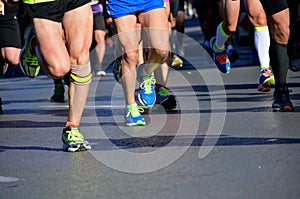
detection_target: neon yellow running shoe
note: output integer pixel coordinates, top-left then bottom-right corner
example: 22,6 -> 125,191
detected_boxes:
171,56 -> 183,68
62,126 -> 91,152
20,25 -> 40,78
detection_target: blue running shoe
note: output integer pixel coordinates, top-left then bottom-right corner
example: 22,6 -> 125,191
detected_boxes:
138,75 -> 156,108
257,68 -> 275,92
125,104 -> 146,126
210,37 -> 230,73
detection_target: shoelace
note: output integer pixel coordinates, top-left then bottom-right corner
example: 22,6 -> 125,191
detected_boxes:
127,106 -> 144,118
261,69 -> 272,77
216,54 -> 228,65
140,77 -> 156,94
67,128 -> 84,142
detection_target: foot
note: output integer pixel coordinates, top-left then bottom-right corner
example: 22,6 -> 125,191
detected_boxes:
227,46 -> 239,64
19,25 -> 40,78
272,87 -> 294,112
171,56 -> 183,68
257,68 -> 275,92
138,74 -> 156,108
155,85 -> 176,110
289,56 -> 300,72
125,104 -> 146,126
95,70 -> 106,77
112,58 -> 121,83
62,126 -> 91,152
50,81 -> 65,103
210,37 -> 230,73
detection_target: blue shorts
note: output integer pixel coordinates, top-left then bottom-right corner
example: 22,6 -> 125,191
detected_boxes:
106,0 -> 164,19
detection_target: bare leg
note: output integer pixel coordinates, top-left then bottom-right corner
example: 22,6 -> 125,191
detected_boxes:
114,15 -> 139,105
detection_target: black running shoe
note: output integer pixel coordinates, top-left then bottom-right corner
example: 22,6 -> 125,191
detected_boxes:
272,87 -> 294,112
112,57 -> 121,83
155,85 -> 176,110
50,80 -> 65,103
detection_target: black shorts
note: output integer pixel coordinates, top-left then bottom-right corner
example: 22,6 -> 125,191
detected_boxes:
260,0 -> 288,16
93,12 -> 106,31
170,0 -> 179,18
24,0 -> 90,22
0,12 -> 21,48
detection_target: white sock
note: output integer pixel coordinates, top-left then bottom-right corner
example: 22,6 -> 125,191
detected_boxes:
215,22 -> 230,52
254,26 -> 270,69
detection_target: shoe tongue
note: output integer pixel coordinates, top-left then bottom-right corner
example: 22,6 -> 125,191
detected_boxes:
158,87 -> 168,96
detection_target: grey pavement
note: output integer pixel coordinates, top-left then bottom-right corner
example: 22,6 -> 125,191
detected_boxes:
0,18 -> 300,199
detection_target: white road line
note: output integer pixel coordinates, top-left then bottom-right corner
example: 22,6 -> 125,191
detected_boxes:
0,176 -> 19,183
41,105 -> 124,109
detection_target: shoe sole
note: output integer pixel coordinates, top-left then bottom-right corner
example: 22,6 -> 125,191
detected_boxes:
272,106 -> 294,112
19,26 -> 40,78
257,85 -> 271,92
126,121 -> 146,127
62,143 -> 91,152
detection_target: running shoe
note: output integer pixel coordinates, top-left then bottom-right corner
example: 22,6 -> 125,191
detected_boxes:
112,58 -> 121,83
203,40 -> 213,58
50,80 -> 65,103
0,97 -> 3,114
155,85 -> 176,110
95,70 -> 106,77
62,126 -> 91,152
171,56 -> 183,68
289,57 -> 300,72
20,25 -> 40,78
125,104 -> 146,126
272,87 -> 294,112
210,37 -> 230,73
227,46 -> 239,64
138,74 -> 156,108
257,68 -> 275,92
0,63 -> 8,76
289,43 -> 300,72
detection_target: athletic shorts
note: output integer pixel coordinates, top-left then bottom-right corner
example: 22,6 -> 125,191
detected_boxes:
170,0 -> 179,17
178,0 -> 184,11
93,12 -> 106,31
106,0 -> 164,19
260,0 -> 288,16
0,9 -> 21,48
23,0 -> 90,22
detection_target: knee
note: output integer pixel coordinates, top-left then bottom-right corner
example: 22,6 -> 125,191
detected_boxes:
153,48 -> 169,63
95,31 -> 106,44
48,63 -> 71,79
274,27 -> 290,44
249,14 -> 267,27
123,51 -> 138,66
2,49 -> 20,66
7,53 -> 20,66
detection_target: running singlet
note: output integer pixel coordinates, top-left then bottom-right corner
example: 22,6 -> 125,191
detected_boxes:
23,0 -> 55,4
